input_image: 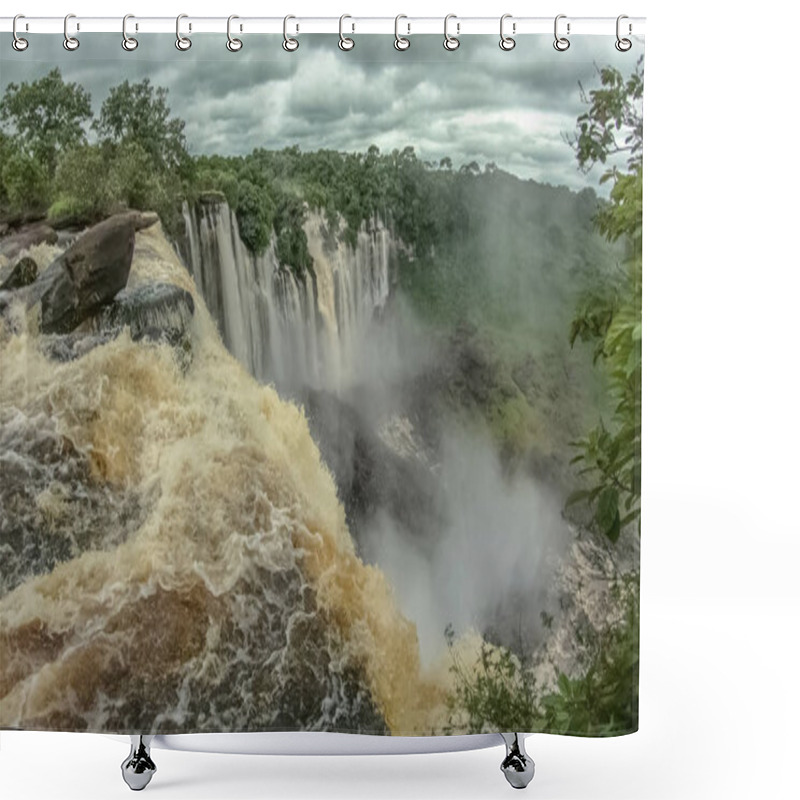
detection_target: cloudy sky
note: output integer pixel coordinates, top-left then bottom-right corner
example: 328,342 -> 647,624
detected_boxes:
1,33 -> 643,190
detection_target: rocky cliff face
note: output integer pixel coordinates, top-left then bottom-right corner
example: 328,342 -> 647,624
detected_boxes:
180,198 -> 397,394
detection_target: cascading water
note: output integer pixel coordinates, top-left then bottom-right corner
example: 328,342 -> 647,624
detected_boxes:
0,221 -> 477,736
180,198 -> 394,394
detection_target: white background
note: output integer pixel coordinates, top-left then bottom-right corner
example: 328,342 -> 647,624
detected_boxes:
2,1 -> 799,798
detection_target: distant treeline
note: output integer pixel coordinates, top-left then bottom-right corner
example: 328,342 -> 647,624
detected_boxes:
0,69 -> 602,275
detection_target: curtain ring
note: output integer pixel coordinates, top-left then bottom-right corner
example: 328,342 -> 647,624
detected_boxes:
443,14 -> 460,51
227,15 -> 243,51
499,14 -> 515,51
176,14 -> 192,50
12,14 -> 28,52
553,14 -> 570,51
63,13 -> 79,51
339,14 -> 354,51
122,14 -> 138,51
394,14 -> 410,51
283,15 -> 299,51
615,14 -> 632,51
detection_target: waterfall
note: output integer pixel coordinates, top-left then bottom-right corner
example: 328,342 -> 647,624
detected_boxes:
180,198 -> 395,393
0,220 -> 477,736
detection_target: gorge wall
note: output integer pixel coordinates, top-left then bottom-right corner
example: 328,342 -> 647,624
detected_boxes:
180,199 -> 397,394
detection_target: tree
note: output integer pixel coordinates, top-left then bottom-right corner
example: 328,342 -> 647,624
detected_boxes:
236,179 -> 274,256
444,62 -> 644,737
0,68 -> 92,175
2,151 -> 49,213
566,57 -> 643,541
94,79 -> 188,172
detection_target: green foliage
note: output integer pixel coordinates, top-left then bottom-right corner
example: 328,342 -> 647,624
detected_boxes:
539,582 -> 639,735
236,179 -> 274,255
48,140 -> 183,234
93,79 -> 189,172
444,580 -> 639,735
0,74 -> 187,232
49,144 -> 115,223
46,195 -> 96,226
567,57 -> 643,539
573,61 -> 644,175
194,166 -> 241,210
0,68 -> 92,175
0,131 -> 16,207
2,151 -> 50,213
273,194 -> 312,276
444,625 -> 540,733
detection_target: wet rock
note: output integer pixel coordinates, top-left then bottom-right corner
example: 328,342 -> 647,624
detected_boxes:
21,214 -> 135,334
303,388 -> 441,551
39,283 -> 195,364
123,210 -> 160,231
94,282 -> 194,340
0,223 -> 58,262
198,190 -> 226,205
39,329 -> 121,362
0,256 -> 38,291
0,409 -> 147,598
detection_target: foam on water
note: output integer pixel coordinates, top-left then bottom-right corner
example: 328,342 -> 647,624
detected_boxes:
0,222 -> 482,735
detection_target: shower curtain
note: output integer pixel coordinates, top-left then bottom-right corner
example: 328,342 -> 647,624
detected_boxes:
0,29 -> 643,738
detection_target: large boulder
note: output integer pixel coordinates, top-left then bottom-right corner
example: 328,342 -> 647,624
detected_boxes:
40,283 -> 195,364
22,214 -> 136,334
123,210 -> 160,231
94,282 -> 194,341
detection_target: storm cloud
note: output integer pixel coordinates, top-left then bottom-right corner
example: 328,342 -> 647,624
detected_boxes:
1,32 -> 643,189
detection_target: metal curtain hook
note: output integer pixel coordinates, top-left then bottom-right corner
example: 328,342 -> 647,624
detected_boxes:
554,14 -> 570,51
444,14 -> 460,51
283,14 -> 299,51
12,14 -> 28,51
499,14 -> 516,51
615,14 -> 632,51
63,13 -> 79,50
339,14 -> 354,50
227,15 -> 243,51
122,14 -> 138,51
176,14 -> 192,50
394,14 -> 410,51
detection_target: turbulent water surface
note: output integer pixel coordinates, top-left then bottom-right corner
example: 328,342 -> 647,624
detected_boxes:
1,223 -> 486,735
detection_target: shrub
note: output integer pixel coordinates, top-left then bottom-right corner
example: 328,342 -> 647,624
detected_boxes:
50,144 -> 116,222
274,194 -> 312,276
47,195 -> 98,226
236,179 -> 274,256
2,151 -> 50,214
444,576 -> 639,735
